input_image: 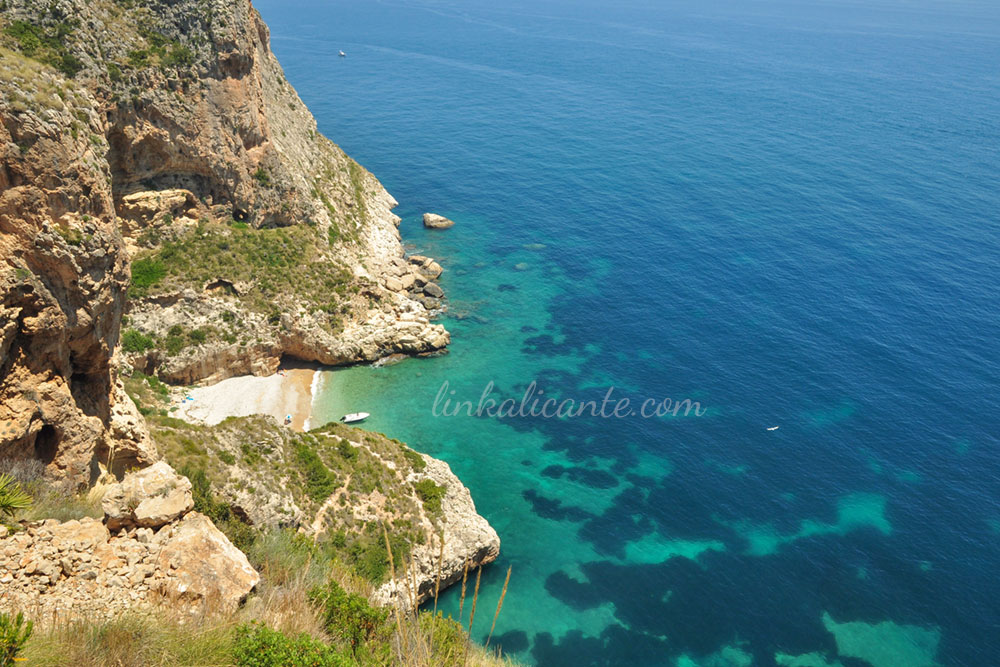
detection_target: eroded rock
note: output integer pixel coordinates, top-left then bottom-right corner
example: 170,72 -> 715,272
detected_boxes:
154,512 -> 260,608
102,462 -> 193,530
423,213 -> 455,229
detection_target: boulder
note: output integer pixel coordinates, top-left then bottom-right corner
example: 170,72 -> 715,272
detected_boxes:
119,189 -> 198,226
422,261 -> 443,280
102,462 -> 194,530
155,512 -> 260,608
399,273 -> 417,290
384,276 -> 403,292
423,283 -> 445,299
423,213 -> 455,229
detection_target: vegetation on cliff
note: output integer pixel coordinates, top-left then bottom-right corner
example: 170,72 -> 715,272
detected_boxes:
143,411 -> 436,585
128,220 -> 357,330
0,0 -> 483,663
16,533 -> 513,666
2,445 -> 513,666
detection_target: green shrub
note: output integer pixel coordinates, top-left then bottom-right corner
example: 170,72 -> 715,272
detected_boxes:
121,329 -> 155,353
294,443 -> 336,502
401,446 -> 426,472
241,442 -> 262,467
4,21 -> 41,56
127,49 -> 149,68
253,167 -> 271,187
232,623 -> 346,667
0,473 -> 32,520
308,581 -> 388,659
335,439 -> 356,461
144,374 -> 169,397
0,611 -> 33,666
188,328 -> 207,344
413,478 -> 446,514
178,465 -> 257,552
164,44 -> 194,68
420,611 -> 469,661
219,451 -> 236,465
130,257 -> 166,289
3,20 -> 82,77
347,539 -> 391,584
164,336 -> 185,356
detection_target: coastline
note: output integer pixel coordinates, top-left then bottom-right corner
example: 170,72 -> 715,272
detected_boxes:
303,369 -> 323,431
171,363 -> 317,431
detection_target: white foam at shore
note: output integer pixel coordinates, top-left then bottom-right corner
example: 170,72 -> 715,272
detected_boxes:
303,369 -> 323,431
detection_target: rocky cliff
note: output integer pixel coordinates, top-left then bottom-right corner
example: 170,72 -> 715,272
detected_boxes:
1,0 -> 498,621
151,415 -> 499,609
0,41 -> 156,483
1,0 -> 450,481
0,462 -> 260,618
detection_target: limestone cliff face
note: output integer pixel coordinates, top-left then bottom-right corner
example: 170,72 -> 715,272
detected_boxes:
91,0 -> 449,383
1,0 -> 449,480
372,454 -> 500,609
1,1 -> 496,608
0,47 -> 156,483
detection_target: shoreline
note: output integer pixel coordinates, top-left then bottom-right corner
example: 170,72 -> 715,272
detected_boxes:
303,369 -> 323,431
171,362 -> 318,431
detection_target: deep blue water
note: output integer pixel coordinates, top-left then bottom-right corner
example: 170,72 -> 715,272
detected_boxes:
255,0 -> 1000,664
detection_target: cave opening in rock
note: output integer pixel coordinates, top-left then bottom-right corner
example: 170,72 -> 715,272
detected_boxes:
233,208 -> 248,222
204,279 -> 237,295
70,371 -> 105,417
34,424 -> 58,464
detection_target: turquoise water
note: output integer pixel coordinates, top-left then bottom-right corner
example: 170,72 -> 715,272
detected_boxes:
256,0 -> 1000,664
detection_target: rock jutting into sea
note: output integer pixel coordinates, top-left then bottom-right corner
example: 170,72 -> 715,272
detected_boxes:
423,212 -> 456,229
0,0 -> 498,626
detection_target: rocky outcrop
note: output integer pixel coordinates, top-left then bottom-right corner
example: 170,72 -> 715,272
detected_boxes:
0,47 -> 157,485
1,0 -> 453,479
373,454 -> 500,609
148,416 -> 498,611
101,461 -> 194,531
0,465 -> 258,618
127,290 -> 450,385
154,512 -> 260,608
423,213 -> 455,229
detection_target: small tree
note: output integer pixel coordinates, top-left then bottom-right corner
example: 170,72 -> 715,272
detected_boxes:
0,473 -> 32,520
0,612 -> 33,666
308,581 -> 388,659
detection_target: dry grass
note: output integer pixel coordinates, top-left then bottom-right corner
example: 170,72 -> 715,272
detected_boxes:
0,46 -> 69,112
14,528 -> 516,667
382,528 -> 516,667
21,610 -> 235,666
19,525 -> 517,666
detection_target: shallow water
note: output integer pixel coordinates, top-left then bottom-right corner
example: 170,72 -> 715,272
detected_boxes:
256,0 -> 1000,664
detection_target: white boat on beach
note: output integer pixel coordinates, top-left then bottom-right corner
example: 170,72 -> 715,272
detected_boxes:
341,412 -> 369,423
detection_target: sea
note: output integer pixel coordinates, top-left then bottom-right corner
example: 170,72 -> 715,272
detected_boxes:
254,0 -> 1000,664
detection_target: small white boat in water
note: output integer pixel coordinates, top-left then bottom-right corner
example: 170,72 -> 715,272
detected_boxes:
341,412 -> 369,424
767,426 -> 779,431
339,50 -> 346,57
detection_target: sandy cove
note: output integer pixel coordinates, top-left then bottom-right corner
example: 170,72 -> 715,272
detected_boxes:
171,364 -> 318,431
